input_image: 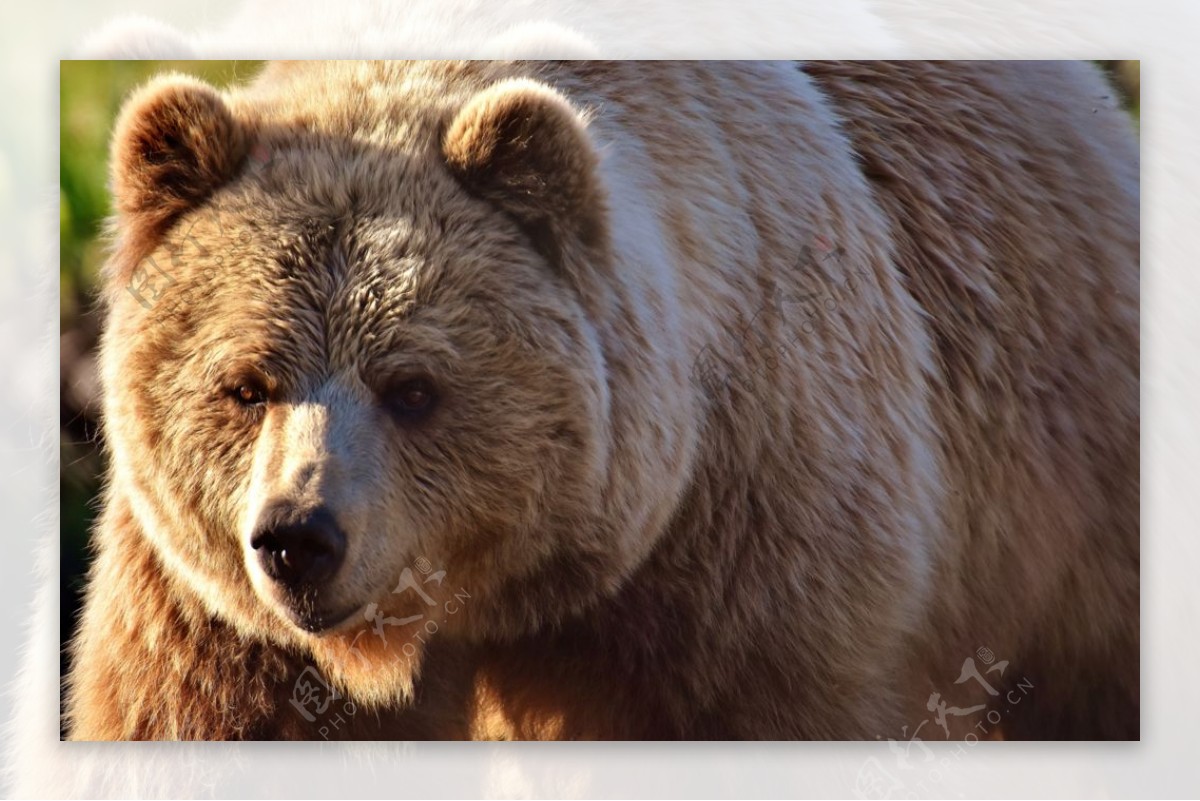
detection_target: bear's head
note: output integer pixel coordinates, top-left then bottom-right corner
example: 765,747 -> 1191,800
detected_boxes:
99,63 -> 696,705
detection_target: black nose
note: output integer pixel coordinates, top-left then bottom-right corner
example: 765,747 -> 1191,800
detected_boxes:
250,506 -> 346,590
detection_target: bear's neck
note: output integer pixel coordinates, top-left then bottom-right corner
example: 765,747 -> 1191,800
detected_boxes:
67,482 -> 770,740
468,469 -> 774,739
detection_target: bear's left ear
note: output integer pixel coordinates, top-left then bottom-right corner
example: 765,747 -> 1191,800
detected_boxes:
442,78 -> 607,266
110,74 -> 246,265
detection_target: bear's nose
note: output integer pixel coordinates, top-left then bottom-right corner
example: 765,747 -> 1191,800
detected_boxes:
250,506 -> 346,590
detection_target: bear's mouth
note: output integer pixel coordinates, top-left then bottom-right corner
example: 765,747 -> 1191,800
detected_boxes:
283,602 -> 361,634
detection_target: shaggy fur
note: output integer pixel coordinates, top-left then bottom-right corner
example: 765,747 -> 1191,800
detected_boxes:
65,60 -> 1138,740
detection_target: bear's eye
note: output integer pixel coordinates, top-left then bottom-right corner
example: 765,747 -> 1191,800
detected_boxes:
229,380 -> 269,408
385,376 -> 438,421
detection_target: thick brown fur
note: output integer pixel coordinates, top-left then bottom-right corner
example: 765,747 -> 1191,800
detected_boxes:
66,61 -> 1138,740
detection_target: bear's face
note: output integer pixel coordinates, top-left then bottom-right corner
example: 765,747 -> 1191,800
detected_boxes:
98,68 -> 676,703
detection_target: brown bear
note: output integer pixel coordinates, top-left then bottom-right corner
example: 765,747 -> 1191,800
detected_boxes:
66,60 -> 1139,740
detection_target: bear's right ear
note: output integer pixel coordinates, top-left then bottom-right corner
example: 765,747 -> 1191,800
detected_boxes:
109,74 -> 246,261
442,78 -> 607,268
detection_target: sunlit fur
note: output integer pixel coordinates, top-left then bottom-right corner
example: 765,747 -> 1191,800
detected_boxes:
66,61 -> 1138,740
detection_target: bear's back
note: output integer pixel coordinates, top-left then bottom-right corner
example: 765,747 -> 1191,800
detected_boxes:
803,61 -> 1139,736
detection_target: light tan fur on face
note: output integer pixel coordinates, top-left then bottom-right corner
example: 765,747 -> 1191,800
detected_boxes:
67,61 -> 1138,740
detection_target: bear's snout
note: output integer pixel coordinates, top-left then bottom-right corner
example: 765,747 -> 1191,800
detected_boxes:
250,504 -> 347,605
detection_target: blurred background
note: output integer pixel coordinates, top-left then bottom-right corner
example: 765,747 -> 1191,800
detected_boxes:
57,59 -> 1139,686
